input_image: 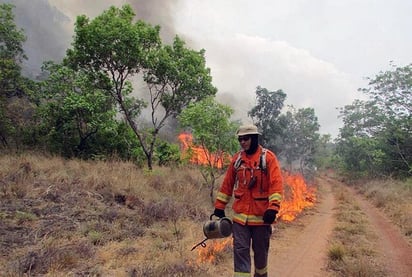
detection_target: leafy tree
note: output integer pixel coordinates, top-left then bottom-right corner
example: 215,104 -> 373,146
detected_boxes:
155,140 -> 180,167
248,86 -> 287,153
143,36 -> 217,163
360,63 -> 411,124
0,3 -> 27,146
37,62 -> 117,158
337,63 -> 412,178
179,97 -> 238,200
361,63 -> 412,176
280,106 -> 320,176
312,134 -> 335,170
67,5 -> 216,169
0,3 -> 26,96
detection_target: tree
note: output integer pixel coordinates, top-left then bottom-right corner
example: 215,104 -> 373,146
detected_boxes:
0,3 -> 26,96
141,35 -> 217,168
248,86 -> 287,153
361,63 -> 412,176
336,63 -> 412,178
37,62 -> 117,158
0,3 -> 39,149
67,5 -> 216,169
280,106 -> 320,176
312,134 -> 335,171
179,97 -> 238,200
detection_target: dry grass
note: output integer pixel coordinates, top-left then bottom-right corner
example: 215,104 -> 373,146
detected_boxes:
327,184 -> 387,277
0,153 -> 228,276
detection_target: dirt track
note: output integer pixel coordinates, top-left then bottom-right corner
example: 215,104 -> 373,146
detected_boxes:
267,177 -> 412,277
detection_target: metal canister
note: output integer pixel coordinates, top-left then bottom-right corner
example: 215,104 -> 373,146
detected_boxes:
203,214 -> 232,239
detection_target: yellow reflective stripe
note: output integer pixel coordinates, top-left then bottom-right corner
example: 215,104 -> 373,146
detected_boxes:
246,215 -> 262,223
233,213 -> 264,224
234,272 -> 250,277
255,266 -> 267,275
216,191 -> 231,203
233,213 -> 248,223
269,192 -> 282,202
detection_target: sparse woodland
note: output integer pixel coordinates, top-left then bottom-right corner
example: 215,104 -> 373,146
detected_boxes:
0,3 -> 411,276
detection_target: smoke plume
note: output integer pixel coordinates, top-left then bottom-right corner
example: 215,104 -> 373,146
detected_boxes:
6,0 -> 181,76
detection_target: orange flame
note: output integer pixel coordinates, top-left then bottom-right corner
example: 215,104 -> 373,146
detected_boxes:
278,171 -> 316,221
196,238 -> 232,264
178,133 -> 229,168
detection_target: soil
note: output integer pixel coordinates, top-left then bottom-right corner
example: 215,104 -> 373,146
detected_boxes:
266,176 -> 412,277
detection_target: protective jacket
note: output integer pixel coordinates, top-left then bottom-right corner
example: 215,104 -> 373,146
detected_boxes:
215,145 -> 283,225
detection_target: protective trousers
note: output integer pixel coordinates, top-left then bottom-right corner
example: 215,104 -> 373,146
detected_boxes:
233,222 -> 272,277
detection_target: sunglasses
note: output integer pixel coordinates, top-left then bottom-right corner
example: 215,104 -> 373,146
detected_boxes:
238,136 -> 251,142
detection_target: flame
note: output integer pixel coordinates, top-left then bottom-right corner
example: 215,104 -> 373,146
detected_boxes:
196,238 -> 232,264
178,133 -> 229,168
278,171 -> 316,221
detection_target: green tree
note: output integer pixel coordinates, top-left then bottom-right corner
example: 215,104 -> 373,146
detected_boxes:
142,35 -> 217,168
280,106 -> 320,176
312,134 -> 335,170
361,63 -> 411,176
0,3 -> 26,95
0,3 -> 26,146
248,86 -> 287,153
179,97 -> 238,200
37,62 -> 117,158
67,5 -> 216,169
337,63 -> 412,178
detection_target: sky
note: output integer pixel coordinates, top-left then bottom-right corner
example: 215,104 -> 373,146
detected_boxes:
7,0 -> 412,138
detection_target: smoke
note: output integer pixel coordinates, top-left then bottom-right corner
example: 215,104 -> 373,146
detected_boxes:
6,0 -> 181,76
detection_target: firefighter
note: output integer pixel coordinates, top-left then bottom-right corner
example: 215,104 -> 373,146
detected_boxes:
213,124 -> 283,277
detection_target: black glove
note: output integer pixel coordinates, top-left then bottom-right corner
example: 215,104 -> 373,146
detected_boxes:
263,209 -> 277,224
213,208 -> 226,218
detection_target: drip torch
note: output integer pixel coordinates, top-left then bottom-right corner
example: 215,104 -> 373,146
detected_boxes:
191,214 -> 232,251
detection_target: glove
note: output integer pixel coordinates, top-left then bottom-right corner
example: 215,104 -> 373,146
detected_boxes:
263,209 -> 277,224
213,208 -> 226,218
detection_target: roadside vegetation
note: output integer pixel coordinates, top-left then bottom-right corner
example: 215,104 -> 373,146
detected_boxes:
325,172 -> 412,276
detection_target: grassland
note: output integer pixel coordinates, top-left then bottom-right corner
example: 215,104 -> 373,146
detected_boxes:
1,153 -> 411,276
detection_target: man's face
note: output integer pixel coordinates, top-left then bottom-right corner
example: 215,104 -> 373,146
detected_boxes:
238,135 -> 251,151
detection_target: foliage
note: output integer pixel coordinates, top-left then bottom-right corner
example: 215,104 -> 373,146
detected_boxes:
313,134 -> 335,170
144,36 -> 217,117
155,140 -> 181,166
179,97 -> 238,199
37,62 -> 118,158
0,3 -> 36,148
248,86 -> 287,153
336,63 -> 412,178
0,3 -> 26,96
248,86 -> 321,177
67,4 -> 216,170
279,106 -> 320,176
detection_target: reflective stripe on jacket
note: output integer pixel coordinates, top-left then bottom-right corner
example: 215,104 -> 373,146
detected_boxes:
215,146 -> 283,226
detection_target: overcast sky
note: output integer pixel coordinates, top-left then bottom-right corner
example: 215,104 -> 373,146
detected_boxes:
9,0 -> 412,138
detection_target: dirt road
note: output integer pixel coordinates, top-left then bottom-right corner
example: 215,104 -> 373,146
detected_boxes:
268,177 -> 335,276
346,184 -> 412,277
267,177 -> 412,277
